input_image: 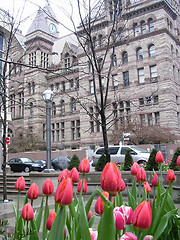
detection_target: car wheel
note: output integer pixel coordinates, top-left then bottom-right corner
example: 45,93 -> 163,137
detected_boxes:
24,166 -> 30,173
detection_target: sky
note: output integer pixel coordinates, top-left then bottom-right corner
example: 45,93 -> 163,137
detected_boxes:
0,0 -> 81,36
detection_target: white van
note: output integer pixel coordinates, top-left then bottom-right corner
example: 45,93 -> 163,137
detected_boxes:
92,145 -> 150,166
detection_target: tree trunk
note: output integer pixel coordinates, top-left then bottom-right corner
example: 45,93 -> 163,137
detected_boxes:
101,111 -> 110,162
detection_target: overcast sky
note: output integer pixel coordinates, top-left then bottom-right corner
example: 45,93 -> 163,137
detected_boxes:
0,0 -> 81,36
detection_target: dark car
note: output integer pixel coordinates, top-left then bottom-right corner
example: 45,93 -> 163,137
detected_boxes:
31,160 -> 47,172
51,157 -> 70,170
7,157 -> 34,173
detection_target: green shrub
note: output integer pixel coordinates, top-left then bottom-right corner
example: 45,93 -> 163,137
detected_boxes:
169,147 -> 180,171
68,154 -> 80,170
123,149 -> 133,171
95,154 -> 107,171
146,148 -> 158,171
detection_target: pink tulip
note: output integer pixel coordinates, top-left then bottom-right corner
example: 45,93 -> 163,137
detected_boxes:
155,151 -> 164,163
177,156 -> 180,167
166,169 -> 175,183
120,232 -> 137,240
113,208 -> 126,230
143,236 -> 153,240
136,167 -> 146,183
118,205 -> 133,224
89,228 -> 97,240
70,167 -> 79,183
22,203 -> 34,221
79,158 -> 90,173
15,176 -> 25,192
58,169 -> 69,182
131,162 -> 140,176
151,172 -> 158,187
27,183 -> 39,200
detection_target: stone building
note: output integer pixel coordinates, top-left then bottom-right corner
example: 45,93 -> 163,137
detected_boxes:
6,0 -> 180,151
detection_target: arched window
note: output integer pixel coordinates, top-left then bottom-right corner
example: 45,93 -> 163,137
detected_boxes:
60,100 -> 65,115
133,23 -> 139,36
141,21 -> 146,34
98,34 -> 103,46
64,53 -> 70,70
148,18 -> 154,32
52,102 -> 56,116
111,54 -> 117,67
149,44 -> 155,57
137,47 -> 143,60
70,98 -> 76,113
122,51 -> 128,64
29,102 -> 34,118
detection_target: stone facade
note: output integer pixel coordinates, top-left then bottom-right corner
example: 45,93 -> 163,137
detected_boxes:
5,0 -> 180,151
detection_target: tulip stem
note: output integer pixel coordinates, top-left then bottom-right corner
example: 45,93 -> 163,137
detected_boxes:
169,181 -> 172,197
138,183 -> 141,203
137,230 -> 141,239
160,163 -> 162,185
109,193 -> 112,202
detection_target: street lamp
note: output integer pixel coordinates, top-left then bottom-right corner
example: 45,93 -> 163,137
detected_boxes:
42,89 -> 54,172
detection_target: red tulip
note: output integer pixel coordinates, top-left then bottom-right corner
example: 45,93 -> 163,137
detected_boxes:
15,176 -> 25,192
70,167 -> 79,183
42,178 -> 54,196
22,203 -> 34,221
118,177 -> 126,192
136,167 -> 146,183
79,158 -> 90,173
120,232 -> 137,240
131,162 -> 140,176
118,205 -> 133,225
113,209 -> 126,230
77,179 -> 87,193
132,201 -> 152,229
166,169 -> 175,183
151,172 -> 158,187
101,162 -> 121,193
176,156 -> 180,167
155,151 -> 164,163
143,182 -> 151,194
58,169 -> 69,182
88,211 -> 93,222
95,192 -> 109,216
54,177 -> 73,205
143,236 -> 153,240
46,211 -> 56,230
27,183 -> 39,200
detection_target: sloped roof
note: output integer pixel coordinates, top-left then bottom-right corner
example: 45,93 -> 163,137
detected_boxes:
68,42 -> 78,56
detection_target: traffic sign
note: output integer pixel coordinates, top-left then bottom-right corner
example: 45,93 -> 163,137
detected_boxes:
6,137 -> 10,144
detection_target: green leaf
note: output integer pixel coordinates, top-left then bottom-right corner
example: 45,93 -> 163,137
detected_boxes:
127,188 -> 136,211
97,203 -> 115,240
85,187 -> 97,214
79,197 -> 91,240
42,196 -> 49,240
131,177 -> 137,200
35,195 -> 44,232
153,209 -> 177,240
88,215 -> 96,228
48,206 -> 67,240
141,188 -> 147,201
96,189 -> 111,207
29,219 -> 39,240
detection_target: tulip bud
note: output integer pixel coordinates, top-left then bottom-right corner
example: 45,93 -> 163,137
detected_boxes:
70,167 -> 79,183
46,211 -> 56,230
118,177 -> 126,192
55,177 -> 73,205
15,176 -> 25,192
58,169 -> 69,182
176,156 -> 180,167
22,202 -> 34,221
27,183 -> 39,200
120,232 -> 137,240
155,151 -> 164,163
79,158 -> 90,173
151,172 -> 158,187
132,201 -> 152,229
118,205 -> 133,225
95,192 -> 109,216
88,211 -> 93,222
143,235 -> 153,240
166,169 -> 175,183
113,210 -> 126,230
77,179 -> 87,193
42,178 -> 54,196
143,182 -> 151,194
131,162 -> 140,176
101,162 -> 121,193
136,167 -> 146,183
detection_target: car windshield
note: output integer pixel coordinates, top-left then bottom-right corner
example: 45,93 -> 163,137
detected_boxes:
21,158 -> 34,163
130,146 -> 148,153
52,157 -> 69,161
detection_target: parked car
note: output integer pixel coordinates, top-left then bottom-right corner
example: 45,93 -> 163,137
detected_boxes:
31,160 -> 47,172
51,157 -> 70,170
92,145 -> 150,166
7,157 -> 34,173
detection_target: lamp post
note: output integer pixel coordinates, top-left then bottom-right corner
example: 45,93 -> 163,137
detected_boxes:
43,89 -> 54,172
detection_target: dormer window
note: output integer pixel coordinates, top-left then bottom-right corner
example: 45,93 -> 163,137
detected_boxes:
65,53 -> 70,70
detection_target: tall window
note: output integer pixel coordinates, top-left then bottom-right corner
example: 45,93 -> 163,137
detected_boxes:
70,98 -> 76,113
41,52 -> 49,68
149,44 -> 155,57
64,53 -> 70,70
29,52 -> 36,66
18,92 -> 24,117
29,102 -> 34,118
112,74 -> 118,88
109,0 -> 122,21
60,100 -> 65,116
148,113 -> 153,126
111,54 -> 117,67
141,21 -> 146,34
137,48 -> 143,60
71,121 -> 75,140
98,34 -> 103,46
138,68 -> 145,83
61,122 -> 65,141
93,36 -> 98,49
69,79 -> 74,90
155,112 -> 160,125
52,102 -> 56,116
150,65 -> 157,82
0,34 -> 3,74
133,23 -> 139,36
10,94 -> 15,118
123,71 -> 129,86
90,80 -> 94,94
140,114 -> 146,126
148,18 -> 154,32
89,107 -> 94,133
122,51 -> 128,64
